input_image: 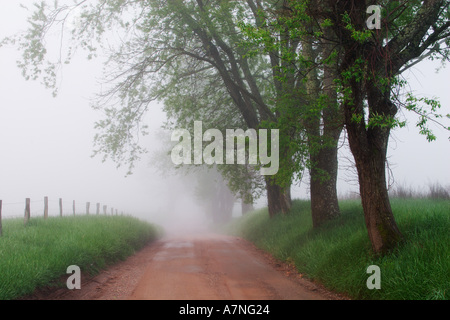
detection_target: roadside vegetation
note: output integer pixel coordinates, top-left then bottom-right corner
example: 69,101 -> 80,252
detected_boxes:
0,215 -> 162,300
226,197 -> 450,300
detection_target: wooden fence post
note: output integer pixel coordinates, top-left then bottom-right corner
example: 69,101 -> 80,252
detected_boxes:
44,196 -> 48,219
96,203 -> 100,215
86,202 -> 90,215
0,200 -> 3,237
24,198 -> 30,226
59,198 -> 63,217
103,205 -> 107,215
73,200 -> 76,216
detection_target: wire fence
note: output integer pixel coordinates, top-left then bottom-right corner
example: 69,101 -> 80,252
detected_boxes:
0,197 -> 125,236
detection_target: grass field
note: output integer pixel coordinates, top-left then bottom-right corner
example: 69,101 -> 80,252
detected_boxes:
0,215 -> 162,300
226,198 -> 450,300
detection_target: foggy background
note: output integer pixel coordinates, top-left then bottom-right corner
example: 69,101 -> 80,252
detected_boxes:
0,2 -> 448,232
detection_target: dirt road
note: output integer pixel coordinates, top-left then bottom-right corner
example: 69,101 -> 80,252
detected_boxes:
24,232 -> 344,300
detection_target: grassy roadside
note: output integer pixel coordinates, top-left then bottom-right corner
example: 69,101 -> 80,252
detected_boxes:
226,198 -> 450,300
0,215 -> 162,300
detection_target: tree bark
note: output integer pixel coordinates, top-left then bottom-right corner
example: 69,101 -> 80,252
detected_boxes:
309,141 -> 341,228
353,144 -> 403,254
344,80 -> 403,255
322,0 -> 405,255
265,177 -> 291,217
302,31 -> 343,228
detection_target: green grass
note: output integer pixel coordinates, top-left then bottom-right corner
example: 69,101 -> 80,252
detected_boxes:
0,215 -> 162,300
226,198 -> 450,300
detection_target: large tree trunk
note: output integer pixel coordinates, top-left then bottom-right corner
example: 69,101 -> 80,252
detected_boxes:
345,80 -> 403,255
329,0 -> 403,254
302,30 -> 343,228
265,177 -> 291,217
324,0 -> 444,255
353,144 -> 403,254
309,141 -> 341,228
309,26 -> 343,228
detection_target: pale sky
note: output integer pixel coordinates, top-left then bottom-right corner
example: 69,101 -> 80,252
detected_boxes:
0,1 -> 448,224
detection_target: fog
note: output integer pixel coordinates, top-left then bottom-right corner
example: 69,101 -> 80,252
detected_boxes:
0,2 -> 448,234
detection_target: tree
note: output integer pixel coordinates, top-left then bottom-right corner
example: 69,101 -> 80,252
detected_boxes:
317,0 -> 450,254
8,0 -> 296,216
7,0 -> 344,224
240,0 -> 344,227
159,44 -> 265,215
164,0 -> 298,216
242,0 -> 449,252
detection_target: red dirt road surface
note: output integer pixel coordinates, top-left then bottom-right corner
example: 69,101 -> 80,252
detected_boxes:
24,232 -> 345,300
